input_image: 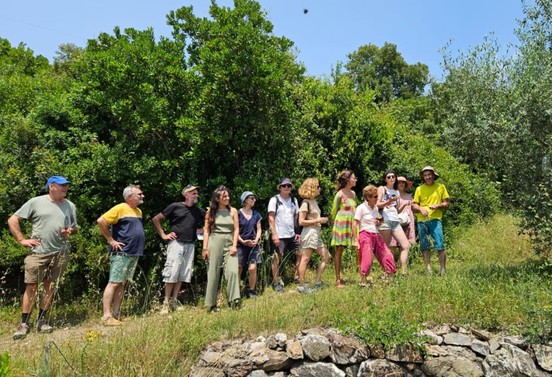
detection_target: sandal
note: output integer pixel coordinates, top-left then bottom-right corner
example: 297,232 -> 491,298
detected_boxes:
336,279 -> 345,288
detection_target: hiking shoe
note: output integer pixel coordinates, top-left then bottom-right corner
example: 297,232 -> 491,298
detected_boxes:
102,316 -> 123,327
13,323 -> 30,340
297,286 -> 313,294
37,321 -> 53,334
170,299 -> 185,312
230,298 -> 242,310
209,306 -> 220,313
246,289 -> 257,299
273,282 -> 284,293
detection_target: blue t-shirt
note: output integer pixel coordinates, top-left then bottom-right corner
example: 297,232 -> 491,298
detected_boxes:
238,209 -> 262,241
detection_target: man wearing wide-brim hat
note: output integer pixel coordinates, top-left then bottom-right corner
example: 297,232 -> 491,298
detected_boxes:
412,166 -> 450,275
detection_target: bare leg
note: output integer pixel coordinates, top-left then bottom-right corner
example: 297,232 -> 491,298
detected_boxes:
21,283 -> 38,314
103,282 -> 124,318
271,253 -> 282,284
422,251 -> 431,272
438,250 -> 447,274
248,263 -> 257,290
391,229 -> 411,274
164,283 -> 174,302
298,249 -> 313,285
315,247 -> 330,283
334,246 -> 344,286
294,249 -> 301,281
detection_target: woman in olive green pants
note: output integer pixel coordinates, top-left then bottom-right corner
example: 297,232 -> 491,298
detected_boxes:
202,186 -> 241,312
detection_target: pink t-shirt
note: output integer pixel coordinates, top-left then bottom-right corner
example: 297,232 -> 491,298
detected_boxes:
354,202 -> 379,233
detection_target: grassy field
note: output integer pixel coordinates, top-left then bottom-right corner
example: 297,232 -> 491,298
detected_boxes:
1,214 -> 551,376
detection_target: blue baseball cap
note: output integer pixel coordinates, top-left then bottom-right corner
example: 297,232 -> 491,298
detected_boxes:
44,175 -> 71,190
240,191 -> 256,203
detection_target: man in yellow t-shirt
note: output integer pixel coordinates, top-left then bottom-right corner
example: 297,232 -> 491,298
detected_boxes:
413,166 -> 450,275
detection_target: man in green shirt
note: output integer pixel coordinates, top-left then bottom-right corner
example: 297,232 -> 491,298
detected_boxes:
8,176 -> 78,340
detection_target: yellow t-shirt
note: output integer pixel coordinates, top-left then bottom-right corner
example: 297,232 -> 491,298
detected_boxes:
413,183 -> 450,222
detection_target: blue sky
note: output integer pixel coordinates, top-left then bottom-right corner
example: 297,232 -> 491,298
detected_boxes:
0,1 -> 526,80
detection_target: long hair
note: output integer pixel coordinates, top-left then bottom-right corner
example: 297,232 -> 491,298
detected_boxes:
207,186 -> 231,232
298,178 -> 319,200
382,170 -> 398,190
335,170 -> 354,191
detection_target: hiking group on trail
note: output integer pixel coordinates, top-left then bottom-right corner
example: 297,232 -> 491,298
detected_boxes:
8,165 -> 450,340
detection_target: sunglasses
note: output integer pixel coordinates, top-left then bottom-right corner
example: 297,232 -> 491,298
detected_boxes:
368,194 -> 378,199
280,184 -> 292,188
386,175 -> 395,179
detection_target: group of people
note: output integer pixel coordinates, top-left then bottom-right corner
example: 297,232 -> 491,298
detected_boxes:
7,165 -> 450,339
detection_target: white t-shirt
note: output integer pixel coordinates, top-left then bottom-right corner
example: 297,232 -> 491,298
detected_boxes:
267,194 -> 299,238
380,187 -> 399,222
354,202 -> 379,233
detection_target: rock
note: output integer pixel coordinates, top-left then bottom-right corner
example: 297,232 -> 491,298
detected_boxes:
443,333 -> 472,347
434,324 -> 451,336
470,339 -> 490,357
502,335 -> 529,350
343,363 -> 360,377
190,366 -> 226,377
471,329 -> 492,341
533,344 -> 552,372
275,333 -> 287,348
261,349 -> 294,372
483,342 -> 538,376
328,332 -> 369,365
489,338 -> 501,353
286,340 -> 304,360
367,344 -> 385,359
358,359 -> 408,377
248,341 -> 267,354
247,371 -> 268,377
418,329 -> 443,345
441,345 -> 478,360
249,347 -> 270,367
267,372 -> 286,377
458,327 -> 470,334
290,361 -> 346,376
422,356 -> 484,377
386,343 -> 423,363
300,333 -> 331,361
450,324 -> 460,332
425,344 -> 448,357
200,351 -> 223,366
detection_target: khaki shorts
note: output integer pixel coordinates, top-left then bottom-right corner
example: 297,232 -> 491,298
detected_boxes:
24,251 -> 69,284
162,241 -> 195,283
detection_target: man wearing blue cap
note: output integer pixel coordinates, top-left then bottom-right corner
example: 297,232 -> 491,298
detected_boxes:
8,175 -> 78,340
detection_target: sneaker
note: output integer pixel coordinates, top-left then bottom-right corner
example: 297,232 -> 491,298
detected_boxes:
37,320 -> 53,334
273,282 -> 284,293
13,323 -> 30,340
160,303 -> 170,315
246,289 -> 257,299
230,298 -> 242,310
314,281 -> 324,290
170,299 -> 185,312
209,306 -> 220,313
439,268 -> 446,276
297,286 -> 313,294
426,266 -> 433,275
102,316 -> 123,327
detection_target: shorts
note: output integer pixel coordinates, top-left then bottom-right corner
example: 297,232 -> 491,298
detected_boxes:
237,245 -> 262,268
378,220 -> 402,231
162,241 -> 195,283
109,254 -> 139,283
300,227 -> 325,250
417,220 -> 445,251
24,251 -> 69,284
272,237 -> 300,255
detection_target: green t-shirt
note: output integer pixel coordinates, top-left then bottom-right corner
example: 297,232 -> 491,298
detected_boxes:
15,195 -> 77,254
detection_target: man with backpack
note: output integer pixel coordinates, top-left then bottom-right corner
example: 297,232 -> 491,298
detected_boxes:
267,178 -> 301,293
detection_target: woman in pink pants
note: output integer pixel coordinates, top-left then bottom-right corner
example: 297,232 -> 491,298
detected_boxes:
353,185 -> 396,285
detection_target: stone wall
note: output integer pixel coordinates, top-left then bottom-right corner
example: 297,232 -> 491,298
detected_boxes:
190,325 -> 552,376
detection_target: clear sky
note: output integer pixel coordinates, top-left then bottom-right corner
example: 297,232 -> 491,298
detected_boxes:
0,1 -> 526,80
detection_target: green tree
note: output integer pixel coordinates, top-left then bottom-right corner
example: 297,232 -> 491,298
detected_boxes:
345,42 -> 429,103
